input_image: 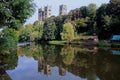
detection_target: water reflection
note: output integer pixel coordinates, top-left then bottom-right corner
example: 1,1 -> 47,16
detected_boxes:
60,46 -> 75,65
0,43 -> 120,80
0,46 -> 17,80
38,57 -> 51,75
0,67 -> 11,80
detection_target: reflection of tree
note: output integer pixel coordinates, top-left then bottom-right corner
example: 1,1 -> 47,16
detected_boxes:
43,45 -> 62,66
38,56 -> 52,75
67,53 -> 90,78
60,45 -> 75,65
18,44 -> 44,60
59,67 -> 66,76
95,49 -> 120,80
17,47 -> 24,56
0,45 -> 18,79
0,67 -> 11,80
38,56 -> 44,72
64,47 -> 120,80
16,44 -> 120,80
0,48 -> 18,70
43,45 -> 56,64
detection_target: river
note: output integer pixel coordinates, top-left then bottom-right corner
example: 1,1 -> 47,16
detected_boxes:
0,43 -> 120,80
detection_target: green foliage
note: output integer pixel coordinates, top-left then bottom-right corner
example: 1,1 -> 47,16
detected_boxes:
48,41 -> 66,45
18,44 -> 43,58
96,3 -> 111,38
86,3 -> 97,35
0,0 -> 35,29
108,0 -> 120,34
73,17 -> 89,34
19,24 -> 33,41
96,0 -> 120,39
0,28 -> 19,53
60,22 -> 74,42
54,16 -> 66,39
110,0 -> 120,16
19,21 -> 44,42
87,3 -> 97,19
60,46 -> 75,65
43,17 -> 57,40
18,1 -> 120,41
103,15 -> 112,30
33,21 -> 44,40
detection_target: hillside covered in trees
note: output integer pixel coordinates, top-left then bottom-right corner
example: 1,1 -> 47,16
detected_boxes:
19,0 -> 120,42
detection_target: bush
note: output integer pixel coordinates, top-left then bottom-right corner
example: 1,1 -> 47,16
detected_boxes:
0,28 -> 19,52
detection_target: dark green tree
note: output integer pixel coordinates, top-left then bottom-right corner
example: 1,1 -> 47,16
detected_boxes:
0,0 -> 35,29
110,0 -> 120,16
43,17 -> 57,40
54,15 -> 66,40
79,6 -> 87,18
0,28 -> 18,53
109,0 -> 120,35
73,17 -> 89,34
86,3 -> 97,35
96,3 -> 112,39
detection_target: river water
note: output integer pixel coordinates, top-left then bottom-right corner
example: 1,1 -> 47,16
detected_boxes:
0,43 -> 120,80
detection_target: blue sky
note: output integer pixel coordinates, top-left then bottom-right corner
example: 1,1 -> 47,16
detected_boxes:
25,0 -> 110,25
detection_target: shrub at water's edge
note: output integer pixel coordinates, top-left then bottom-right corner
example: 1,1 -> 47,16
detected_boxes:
0,28 -> 19,54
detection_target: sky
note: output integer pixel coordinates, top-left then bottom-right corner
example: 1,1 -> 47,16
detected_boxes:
25,0 -> 110,25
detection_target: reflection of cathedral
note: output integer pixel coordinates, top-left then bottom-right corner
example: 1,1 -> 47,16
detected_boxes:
38,57 -> 44,73
38,56 -> 51,75
59,67 -> 66,76
38,56 -> 66,76
44,65 -> 51,75
37,44 -> 120,80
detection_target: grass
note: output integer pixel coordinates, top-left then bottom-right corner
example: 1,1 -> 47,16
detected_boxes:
48,40 -> 66,45
48,40 -> 120,48
70,41 -> 84,45
48,40 -> 85,45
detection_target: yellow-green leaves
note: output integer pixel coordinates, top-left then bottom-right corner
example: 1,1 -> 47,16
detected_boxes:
61,22 -> 74,42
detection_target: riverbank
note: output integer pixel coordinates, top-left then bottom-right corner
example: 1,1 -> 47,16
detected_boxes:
48,40 -> 120,48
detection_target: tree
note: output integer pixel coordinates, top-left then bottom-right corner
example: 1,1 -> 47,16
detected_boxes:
110,0 -> 120,16
54,15 -> 66,40
19,24 -> 33,41
0,0 -> 35,29
96,3 -> 111,39
74,17 -> 89,34
87,3 -> 97,19
60,22 -> 74,42
33,21 -> 44,40
79,6 -> 87,18
43,17 -> 57,40
86,3 -> 97,35
96,1 -> 120,39
109,0 -> 120,34
0,28 -> 19,52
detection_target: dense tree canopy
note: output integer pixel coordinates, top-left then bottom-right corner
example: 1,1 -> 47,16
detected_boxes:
42,17 -> 57,40
0,28 -> 18,52
110,0 -> 120,16
0,0 -> 35,29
